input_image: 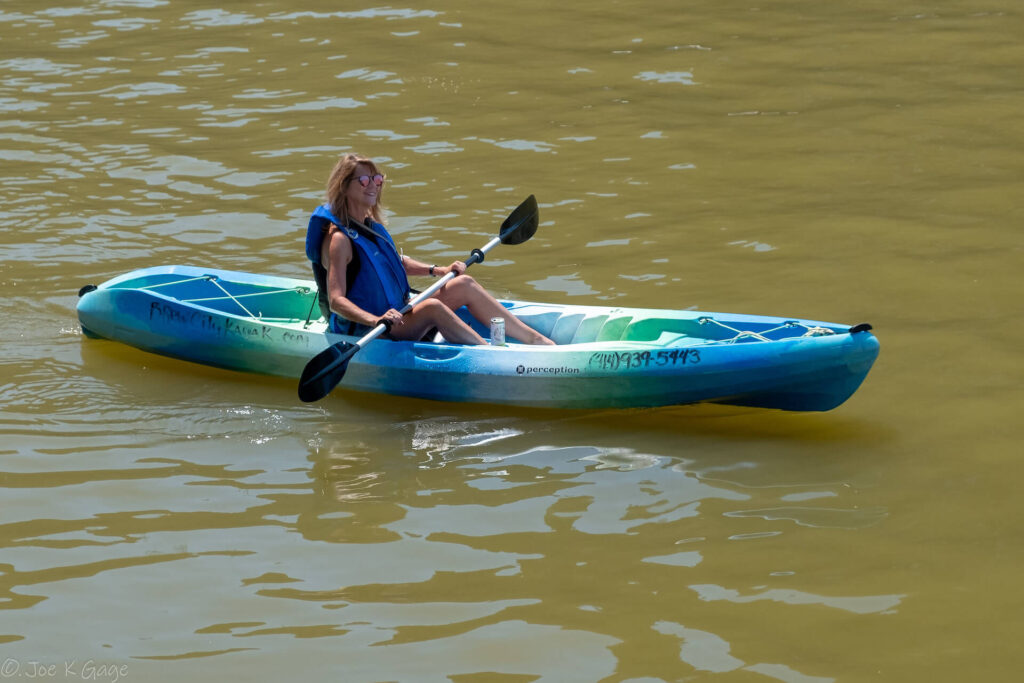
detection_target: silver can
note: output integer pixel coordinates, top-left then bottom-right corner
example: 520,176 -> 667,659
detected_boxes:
490,317 -> 505,346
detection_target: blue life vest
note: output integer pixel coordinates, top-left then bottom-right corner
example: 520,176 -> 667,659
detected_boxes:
305,204 -> 411,334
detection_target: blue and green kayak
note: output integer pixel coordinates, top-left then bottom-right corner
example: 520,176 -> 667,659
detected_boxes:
76,265 -> 879,411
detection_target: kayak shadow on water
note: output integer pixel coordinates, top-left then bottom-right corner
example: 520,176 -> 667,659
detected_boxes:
78,335 -> 887,445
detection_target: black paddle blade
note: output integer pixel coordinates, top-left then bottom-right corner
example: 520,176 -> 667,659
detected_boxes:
297,340 -> 358,403
498,194 -> 539,245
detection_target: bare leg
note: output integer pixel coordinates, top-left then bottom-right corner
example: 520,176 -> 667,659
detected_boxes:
388,298 -> 485,345
434,276 -> 555,345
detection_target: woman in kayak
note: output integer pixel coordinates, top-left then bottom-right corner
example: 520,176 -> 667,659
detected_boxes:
305,153 -> 554,345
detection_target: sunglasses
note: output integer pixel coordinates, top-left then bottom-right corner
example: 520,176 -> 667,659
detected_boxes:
354,174 -> 385,187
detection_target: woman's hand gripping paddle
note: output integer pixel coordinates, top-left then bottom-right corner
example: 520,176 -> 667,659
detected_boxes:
297,195 -> 539,403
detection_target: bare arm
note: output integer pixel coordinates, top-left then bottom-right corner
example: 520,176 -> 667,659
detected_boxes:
401,255 -> 467,278
322,229 -> 382,327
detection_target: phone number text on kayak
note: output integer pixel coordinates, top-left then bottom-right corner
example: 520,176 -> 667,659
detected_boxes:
588,349 -> 701,371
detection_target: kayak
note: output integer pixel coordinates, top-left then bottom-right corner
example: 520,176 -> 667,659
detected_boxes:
76,264 -> 879,411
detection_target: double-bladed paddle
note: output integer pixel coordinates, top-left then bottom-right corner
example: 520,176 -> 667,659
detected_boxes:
297,194 -> 540,403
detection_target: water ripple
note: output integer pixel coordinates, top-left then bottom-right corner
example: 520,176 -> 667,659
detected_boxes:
1,0 -> 1016,679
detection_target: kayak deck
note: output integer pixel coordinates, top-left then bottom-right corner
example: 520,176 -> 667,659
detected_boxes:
87,269 -> 844,345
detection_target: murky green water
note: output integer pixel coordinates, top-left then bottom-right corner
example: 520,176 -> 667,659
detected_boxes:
2,1 -> 1022,681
